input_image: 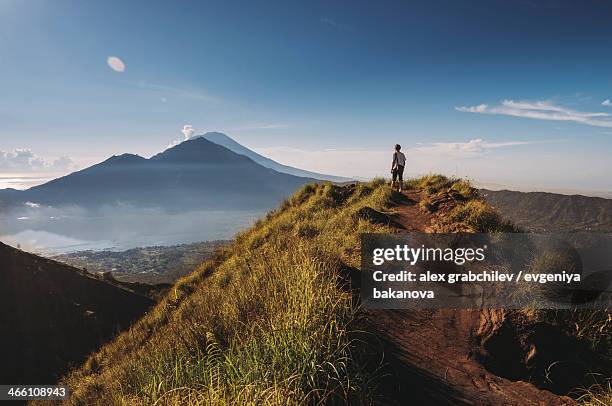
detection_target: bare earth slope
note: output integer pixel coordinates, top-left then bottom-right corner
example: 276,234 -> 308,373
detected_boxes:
366,190 -> 575,405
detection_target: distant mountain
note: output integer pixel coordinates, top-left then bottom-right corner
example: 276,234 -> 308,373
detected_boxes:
481,189 -> 612,232
200,132 -> 352,182
0,137 -> 315,211
0,242 -> 154,384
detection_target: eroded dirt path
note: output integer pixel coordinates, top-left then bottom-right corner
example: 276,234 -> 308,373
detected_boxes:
390,190 -> 432,232
364,190 -> 575,405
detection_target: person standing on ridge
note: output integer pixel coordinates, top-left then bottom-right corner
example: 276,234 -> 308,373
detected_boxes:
391,144 -> 406,192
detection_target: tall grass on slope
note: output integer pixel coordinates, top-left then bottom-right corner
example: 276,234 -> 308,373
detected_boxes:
577,382 -> 612,406
60,181 -> 392,405
410,174 -> 517,233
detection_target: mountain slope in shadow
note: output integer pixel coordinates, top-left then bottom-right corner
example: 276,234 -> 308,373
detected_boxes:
0,242 -> 154,384
481,189 -> 612,232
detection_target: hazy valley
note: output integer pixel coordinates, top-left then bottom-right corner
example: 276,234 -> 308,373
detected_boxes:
0,133 -> 323,255
52,240 -> 229,284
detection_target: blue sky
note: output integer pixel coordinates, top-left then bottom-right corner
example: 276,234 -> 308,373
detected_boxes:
0,0 -> 611,193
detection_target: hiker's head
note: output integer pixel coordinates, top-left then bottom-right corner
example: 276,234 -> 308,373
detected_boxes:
395,144 -> 401,151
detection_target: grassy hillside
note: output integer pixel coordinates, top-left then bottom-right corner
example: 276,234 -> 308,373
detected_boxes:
58,176 -> 610,405
62,180 -> 394,404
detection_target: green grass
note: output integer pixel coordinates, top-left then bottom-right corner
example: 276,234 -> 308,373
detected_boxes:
409,174 -> 518,233
444,199 -> 519,232
55,175 -> 608,405
405,174 -> 452,194
404,174 -> 473,199
61,181 -> 393,405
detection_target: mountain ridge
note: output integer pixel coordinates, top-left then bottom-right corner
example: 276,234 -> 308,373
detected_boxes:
199,132 -> 352,182
481,188 -> 612,232
0,137 -> 316,211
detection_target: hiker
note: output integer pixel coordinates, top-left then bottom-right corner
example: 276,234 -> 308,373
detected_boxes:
391,144 -> 406,192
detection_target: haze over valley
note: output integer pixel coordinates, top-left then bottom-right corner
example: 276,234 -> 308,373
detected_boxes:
0,134 -> 328,254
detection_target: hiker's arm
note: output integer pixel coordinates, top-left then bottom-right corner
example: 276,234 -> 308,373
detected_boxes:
391,153 -> 397,172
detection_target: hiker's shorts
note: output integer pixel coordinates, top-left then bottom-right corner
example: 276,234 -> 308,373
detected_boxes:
392,165 -> 404,183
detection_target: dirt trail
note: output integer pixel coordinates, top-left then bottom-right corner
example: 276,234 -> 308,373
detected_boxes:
391,190 -> 432,232
365,190 -> 575,405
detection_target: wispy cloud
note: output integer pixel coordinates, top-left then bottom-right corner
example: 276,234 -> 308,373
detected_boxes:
320,17 -> 351,31
456,99 -> 612,128
0,149 -> 75,173
228,123 -> 290,131
255,138 -> 538,178
414,138 -> 542,158
603,99 -> 611,106
456,104 -> 488,113
137,81 -> 219,103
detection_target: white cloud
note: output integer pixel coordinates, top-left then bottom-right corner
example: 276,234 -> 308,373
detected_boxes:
181,124 -> 195,138
414,138 -> 538,157
456,99 -> 612,128
0,149 -> 75,173
50,156 -> 74,170
603,99 -> 611,106
106,56 -> 126,73
456,104 -> 488,113
168,125 -> 198,148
